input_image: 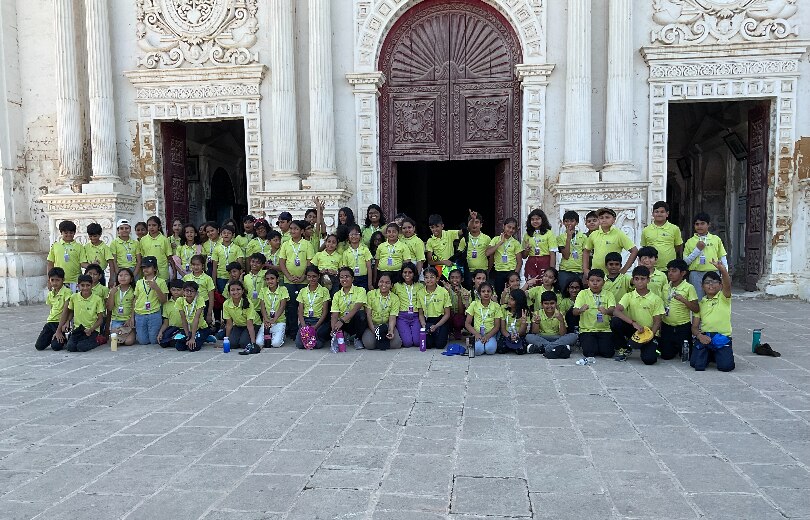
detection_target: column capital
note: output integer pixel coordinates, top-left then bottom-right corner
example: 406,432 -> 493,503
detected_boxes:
515,63 -> 554,85
346,71 -> 386,92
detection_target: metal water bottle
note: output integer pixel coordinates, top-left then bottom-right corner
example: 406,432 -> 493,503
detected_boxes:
336,330 -> 346,352
752,328 -> 762,353
419,328 -> 427,352
110,333 -> 118,352
223,337 -> 230,353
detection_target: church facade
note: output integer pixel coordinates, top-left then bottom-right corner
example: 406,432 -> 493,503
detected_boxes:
0,0 -> 809,304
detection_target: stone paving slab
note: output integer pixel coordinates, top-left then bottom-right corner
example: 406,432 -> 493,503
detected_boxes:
0,299 -> 809,519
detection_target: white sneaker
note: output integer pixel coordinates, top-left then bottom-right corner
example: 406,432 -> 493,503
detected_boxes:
354,338 -> 365,350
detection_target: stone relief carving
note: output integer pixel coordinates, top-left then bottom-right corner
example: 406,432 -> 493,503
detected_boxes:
650,59 -> 797,78
136,0 -> 259,68
466,97 -> 508,142
651,0 -> 799,45
393,99 -> 436,144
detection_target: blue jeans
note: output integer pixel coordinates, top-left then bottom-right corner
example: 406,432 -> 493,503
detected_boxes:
475,336 -> 498,355
135,311 -> 163,345
691,333 -> 735,372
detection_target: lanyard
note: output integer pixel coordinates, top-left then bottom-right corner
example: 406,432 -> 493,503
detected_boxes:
507,313 -> 518,333
259,239 -> 269,254
379,292 -> 390,313
209,241 -> 215,257
405,284 -> 414,306
117,288 -> 129,307
183,298 -> 198,317
469,235 -> 480,250
306,288 -> 317,313
182,245 -> 194,264
424,288 -> 437,308
479,303 -> 492,328
270,249 -> 279,265
668,285 -> 676,303
594,293 -> 602,307
341,289 -> 353,314
142,279 -> 153,297
265,291 -> 279,312
122,240 -> 131,254
222,243 -> 232,261
533,231 -> 543,247
352,247 -> 361,266
387,244 -> 396,257
290,240 -> 302,259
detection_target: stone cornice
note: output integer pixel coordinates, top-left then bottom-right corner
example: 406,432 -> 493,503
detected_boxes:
346,71 -> 386,89
125,65 -> 266,88
515,63 -> 555,84
641,40 -> 810,62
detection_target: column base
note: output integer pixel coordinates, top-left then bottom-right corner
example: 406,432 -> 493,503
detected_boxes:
559,165 -> 598,184
303,172 -> 343,191
0,252 -> 48,305
253,189 -> 352,231
41,193 -> 141,245
264,172 -> 301,192
601,163 -> 639,182
82,180 -> 132,195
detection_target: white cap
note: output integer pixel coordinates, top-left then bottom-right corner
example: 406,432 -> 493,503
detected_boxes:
116,219 -> 131,229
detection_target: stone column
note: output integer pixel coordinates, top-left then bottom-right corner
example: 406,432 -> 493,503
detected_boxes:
560,0 -> 596,183
268,0 -> 300,191
305,0 -> 339,189
346,72 -> 385,208
603,0 -> 636,178
54,0 -> 84,191
84,0 -> 120,189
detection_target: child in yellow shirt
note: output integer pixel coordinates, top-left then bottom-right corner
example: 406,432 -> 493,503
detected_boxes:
37,268 -> 72,351
46,220 -> 81,290
54,274 -> 105,352
522,208 -> 557,280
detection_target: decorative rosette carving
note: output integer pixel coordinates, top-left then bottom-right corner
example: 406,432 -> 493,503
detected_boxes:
136,0 -> 259,68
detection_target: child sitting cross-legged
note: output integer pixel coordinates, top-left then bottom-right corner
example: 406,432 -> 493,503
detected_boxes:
526,290 -> 578,355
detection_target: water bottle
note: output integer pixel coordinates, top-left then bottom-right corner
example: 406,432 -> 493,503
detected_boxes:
752,328 -> 762,353
467,336 -> 475,358
681,339 -> 690,362
110,332 -> 118,352
419,328 -> 427,352
336,330 -> 346,353
223,337 -> 230,353
264,331 -> 272,346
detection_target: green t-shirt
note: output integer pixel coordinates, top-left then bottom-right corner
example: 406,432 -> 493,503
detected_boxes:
366,290 -> 399,325
458,233 -> 491,270
697,292 -> 732,336
584,226 -> 635,271
618,290 -> 665,329
341,244 -> 373,276
489,236 -> 521,272
557,231 -> 585,273
82,241 -> 113,266
296,285 -> 331,319
68,292 -> 105,329
46,286 -> 73,323
139,234 -> 172,280
466,300 -> 503,333
426,230 -> 460,262
376,240 -> 412,272
393,282 -> 423,313
401,235 -> 426,262
110,238 -> 140,270
178,297 -> 208,329
641,221 -> 683,271
212,242 -> 245,280
110,286 -> 135,322
223,298 -> 258,327
662,281 -> 698,327
279,239 -> 315,279
134,277 -> 167,315
183,272 -> 216,302
419,285 -> 451,318
259,285 -> 290,322
47,239 -> 82,283
573,289 -> 616,333
522,230 -> 557,257
331,286 -> 367,316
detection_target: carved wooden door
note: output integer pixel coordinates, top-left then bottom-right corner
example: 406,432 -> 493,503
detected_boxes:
745,103 -> 769,291
161,122 -> 188,225
379,0 -> 522,220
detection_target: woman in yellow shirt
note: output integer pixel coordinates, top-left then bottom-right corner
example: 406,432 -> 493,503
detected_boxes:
330,267 -> 368,350
522,209 -> 557,280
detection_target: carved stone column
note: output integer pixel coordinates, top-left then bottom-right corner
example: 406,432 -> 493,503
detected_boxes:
268,0 -> 300,191
560,0 -> 596,183
54,0 -> 84,191
84,0 -> 120,191
346,72 -> 385,208
305,0 -> 340,190
603,0 -> 636,179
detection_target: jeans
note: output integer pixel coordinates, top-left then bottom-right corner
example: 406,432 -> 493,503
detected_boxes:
659,322 -> 691,360
36,323 -> 61,351
230,324 -> 258,349
175,327 -> 210,351
396,311 -> 421,347
285,283 -> 306,339
257,322 -> 286,348
691,333 -> 735,372
158,326 -> 181,348
579,332 -> 615,358
475,336 -> 498,355
425,316 -> 449,349
295,317 -> 331,349
525,333 -> 578,351
135,311 -> 163,345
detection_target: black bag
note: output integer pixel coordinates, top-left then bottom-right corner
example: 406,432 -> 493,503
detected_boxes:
543,344 -> 572,359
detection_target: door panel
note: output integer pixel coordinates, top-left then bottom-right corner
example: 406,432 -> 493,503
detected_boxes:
161,122 -> 188,225
745,103 -> 769,291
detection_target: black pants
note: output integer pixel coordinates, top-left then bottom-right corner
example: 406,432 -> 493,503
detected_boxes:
659,323 -> 691,360
59,325 -> 99,352
339,312 -> 366,338
492,270 -> 511,300
36,323 -> 62,351
230,325 -> 259,349
565,308 -> 579,331
284,283 -> 306,339
425,316 -> 449,349
175,326 -> 210,351
610,317 -> 659,365
579,332 -> 614,358
159,326 -> 181,348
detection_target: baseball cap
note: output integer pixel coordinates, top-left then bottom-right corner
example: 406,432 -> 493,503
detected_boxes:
276,212 -> 292,223
116,219 -> 131,229
141,256 -> 157,268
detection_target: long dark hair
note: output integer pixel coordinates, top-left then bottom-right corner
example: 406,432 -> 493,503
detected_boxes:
227,280 -> 250,310
526,208 -> 551,235
509,289 -> 529,318
364,204 -> 385,228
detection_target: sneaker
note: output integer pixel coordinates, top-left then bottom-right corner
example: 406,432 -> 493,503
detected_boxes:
527,343 -> 543,355
206,335 -> 217,343
354,338 -> 365,350
614,354 -> 627,362
586,357 -> 596,364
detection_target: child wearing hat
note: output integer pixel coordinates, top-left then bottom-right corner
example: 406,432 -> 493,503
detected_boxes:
690,261 -> 735,372
610,266 -> 665,364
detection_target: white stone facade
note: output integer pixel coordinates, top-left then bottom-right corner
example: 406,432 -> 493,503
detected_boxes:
0,0 -> 809,304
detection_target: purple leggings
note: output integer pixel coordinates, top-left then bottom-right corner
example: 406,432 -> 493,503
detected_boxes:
396,311 -> 421,347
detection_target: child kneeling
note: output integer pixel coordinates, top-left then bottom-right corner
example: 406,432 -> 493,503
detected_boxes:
175,281 -> 210,351
690,262 -> 735,372
526,291 -> 578,355
224,280 -> 260,354
611,266 -> 665,364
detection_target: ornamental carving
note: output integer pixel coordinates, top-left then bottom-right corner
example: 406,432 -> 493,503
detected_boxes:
466,97 -> 508,141
136,0 -> 259,68
650,59 -> 797,78
135,83 -> 260,100
651,0 -> 799,45
393,99 -> 436,144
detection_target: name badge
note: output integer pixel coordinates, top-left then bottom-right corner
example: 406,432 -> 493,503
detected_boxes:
64,253 -> 70,262
145,301 -> 151,311
408,305 -> 414,313
479,325 -> 486,336
596,312 -> 603,323
308,309 -> 314,318
354,266 -> 360,276
699,255 -> 706,265
118,306 -> 124,314
501,254 -> 508,263
126,253 -> 133,262
572,251 -> 578,260
534,247 -> 540,255
471,250 -> 478,259
294,257 -> 301,267
387,257 -> 393,266
252,291 -> 258,299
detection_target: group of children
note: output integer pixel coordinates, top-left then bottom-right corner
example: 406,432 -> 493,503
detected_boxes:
41,199 -> 735,371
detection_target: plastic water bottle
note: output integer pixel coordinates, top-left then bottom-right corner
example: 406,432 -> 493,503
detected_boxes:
681,339 -> 690,362
419,328 -> 427,352
110,333 -> 118,352
223,337 -> 230,353
752,328 -> 762,353
336,330 -> 346,352
264,331 -> 272,346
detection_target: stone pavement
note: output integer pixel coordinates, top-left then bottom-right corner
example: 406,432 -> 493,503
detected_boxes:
1,298 -> 809,520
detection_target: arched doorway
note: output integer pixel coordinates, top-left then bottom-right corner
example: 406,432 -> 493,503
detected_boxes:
379,0 -> 522,235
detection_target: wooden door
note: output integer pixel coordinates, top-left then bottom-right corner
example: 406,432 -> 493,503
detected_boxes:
161,122 -> 188,225
745,103 -> 769,291
379,0 -> 521,221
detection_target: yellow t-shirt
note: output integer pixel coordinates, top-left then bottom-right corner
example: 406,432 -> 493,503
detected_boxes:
393,282 -> 423,313
183,272 -> 215,302
223,298 -> 258,327
67,292 -> 105,329
523,230 -> 557,257
618,290 -> 665,329
47,239 -> 82,283
419,285 -> 451,318
647,269 -> 668,301
697,292 -> 732,336
559,297 -> 574,315
279,239 -> 315,279
684,233 -> 728,272
662,281 -> 698,327
489,236 -> 522,272
536,310 -> 565,335
139,234 -> 172,280
557,231 -> 586,273
604,273 -> 633,303
82,241 -> 113,267
110,238 -> 140,271
110,286 -> 134,322
46,286 -> 73,323
466,300 -> 503,333
91,283 -> 109,302
297,285 -> 331,319
177,244 -> 199,271
246,238 -> 273,257
366,290 -> 399,325
312,250 -> 342,273
201,238 -> 221,260
401,235 -> 426,263
458,232 -> 491,270
331,285 -> 367,316
162,298 -> 184,328
584,226 -> 635,271
259,285 -> 290,322
527,286 -> 561,312
641,221 -> 683,271
178,297 -> 208,329
280,231 -> 292,243
573,289 -> 616,333
134,277 -> 167,315
212,242 -> 245,280
243,270 -> 267,310
234,234 -> 253,251
341,244 -> 373,276
426,230 -> 460,262
362,225 -> 384,247
448,286 -> 471,314
376,240 -> 411,272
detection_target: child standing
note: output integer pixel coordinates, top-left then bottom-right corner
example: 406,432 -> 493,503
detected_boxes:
330,267 -> 368,350
47,220 -> 82,290
660,259 -> 699,360
81,223 -> 114,286
425,214 -> 461,280
457,212 -> 491,289
400,218 -> 426,274
362,272 -> 401,349
394,262 -> 423,348
276,211 -> 293,243
684,212 -> 728,299
419,266 -> 452,350
375,223 -> 411,283
582,208 -> 638,274
641,201 -> 683,271
362,204 -> 386,247
176,223 -> 201,279
526,291 -> 578,354
110,219 -> 141,280
691,261 -> 734,372
443,268 -> 471,340
486,217 -> 523,298
557,210 -> 586,293
295,266 -> 331,349
212,225 -> 245,294
279,220 -> 315,339
140,217 -> 173,281
133,256 -> 168,344
573,269 -> 616,359
341,224 -> 373,290
465,282 -> 502,356
54,274 -> 105,352
224,280 -> 260,354
522,209 -> 557,279
259,268 -> 289,348
37,268 -> 72,351
611,266 -> 666,363
312,234 -> 342,294
603,252 -> 633,304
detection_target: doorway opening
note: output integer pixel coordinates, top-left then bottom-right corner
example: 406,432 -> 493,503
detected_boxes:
667,100 -> 770,290
396,160 -> 501,239
160,119 -> 247,228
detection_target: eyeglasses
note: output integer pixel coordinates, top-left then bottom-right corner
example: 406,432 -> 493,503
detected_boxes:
703,280 -> 721,285
349,232 -> 361,237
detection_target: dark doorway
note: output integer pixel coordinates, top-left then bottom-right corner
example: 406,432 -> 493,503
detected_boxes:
396,160 -> 500,238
